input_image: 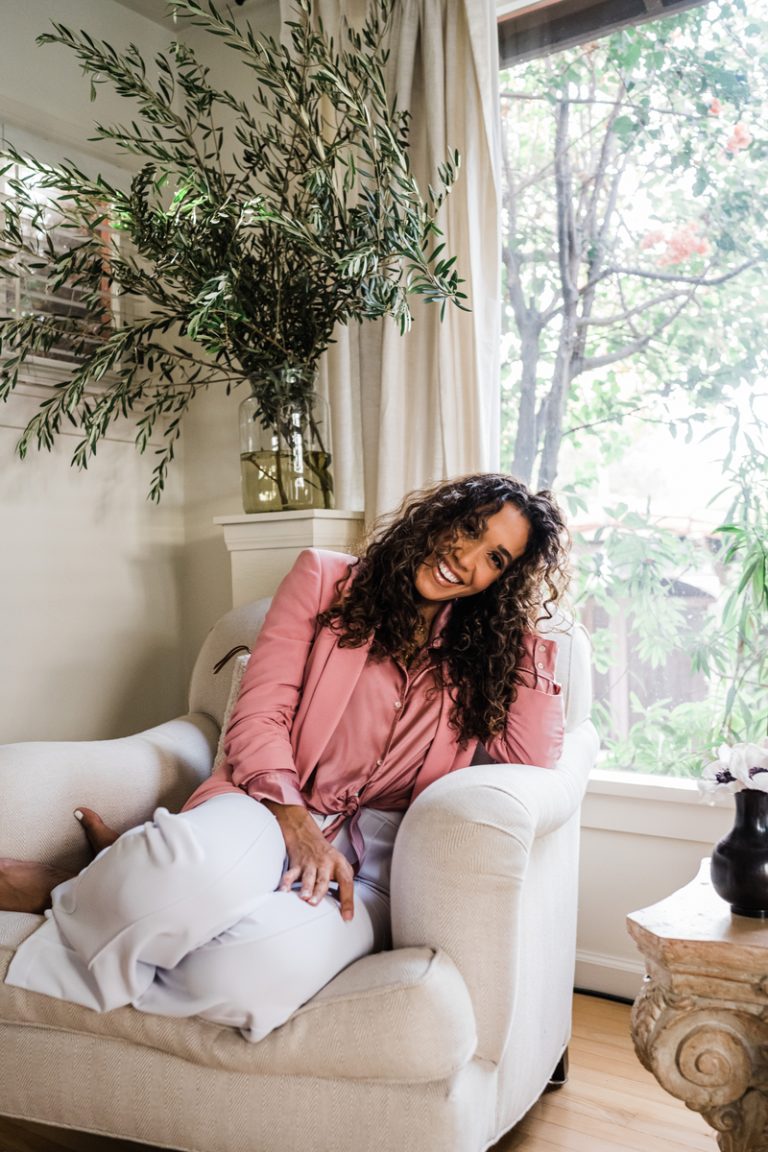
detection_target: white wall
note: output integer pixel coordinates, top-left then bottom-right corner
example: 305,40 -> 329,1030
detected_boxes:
0,1 -> 288,743
1,1 -> 169,169
0,404 -> 184,742
0,1 -> 187,743
576,774 -> 733,998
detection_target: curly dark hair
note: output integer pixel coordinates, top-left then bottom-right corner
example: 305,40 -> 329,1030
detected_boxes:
317,473 -> 571,746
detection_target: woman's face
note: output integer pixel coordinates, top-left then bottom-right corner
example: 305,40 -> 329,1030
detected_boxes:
414,502 -> 531,606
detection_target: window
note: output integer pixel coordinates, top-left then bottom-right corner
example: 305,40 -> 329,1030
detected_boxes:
498,0 -> 768,777
0,160 -> 119,385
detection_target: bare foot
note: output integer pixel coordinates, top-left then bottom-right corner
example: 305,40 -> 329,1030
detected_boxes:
74,807 -> 120,856
0,858 -> 73,913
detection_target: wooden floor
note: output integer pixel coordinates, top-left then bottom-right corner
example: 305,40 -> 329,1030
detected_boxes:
0,994 -> 714,1152
492,994 -> 713,1152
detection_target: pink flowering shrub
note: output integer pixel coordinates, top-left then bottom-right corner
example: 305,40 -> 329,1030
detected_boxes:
640,222 -> 710,266
726,122 -> 752,153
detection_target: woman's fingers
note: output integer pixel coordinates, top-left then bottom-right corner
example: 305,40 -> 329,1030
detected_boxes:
299,864 -> 317,900
278,865 -> 301,892
279,848 -> 355,919
336,868 -> 355,921
308,861 -> 332,905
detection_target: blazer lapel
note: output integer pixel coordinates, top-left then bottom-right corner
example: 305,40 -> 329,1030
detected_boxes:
291,632 -> 372,785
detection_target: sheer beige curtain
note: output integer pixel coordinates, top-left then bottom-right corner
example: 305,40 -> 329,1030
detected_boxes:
281,0 -> 501,521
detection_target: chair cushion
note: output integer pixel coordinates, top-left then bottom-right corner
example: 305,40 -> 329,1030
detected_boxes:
0,916 -> 476,1082
212,653 -> 250,772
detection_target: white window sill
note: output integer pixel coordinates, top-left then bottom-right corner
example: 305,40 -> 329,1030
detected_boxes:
583,767 -> 734,842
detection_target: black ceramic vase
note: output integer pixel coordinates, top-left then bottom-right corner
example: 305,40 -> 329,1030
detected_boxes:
711,789 -> 768,918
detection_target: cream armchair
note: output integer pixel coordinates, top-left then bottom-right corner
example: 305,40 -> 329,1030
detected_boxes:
0,599 -> 597,1152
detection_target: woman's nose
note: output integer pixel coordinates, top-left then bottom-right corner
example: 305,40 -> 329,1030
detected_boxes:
454,540 -> 480,569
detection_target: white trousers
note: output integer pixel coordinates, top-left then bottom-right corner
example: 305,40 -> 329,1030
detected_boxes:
6,795 -> 400,1042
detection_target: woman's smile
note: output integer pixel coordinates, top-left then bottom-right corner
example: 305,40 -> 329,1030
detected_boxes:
414,503 -> 531,609
434,558 -> 463,586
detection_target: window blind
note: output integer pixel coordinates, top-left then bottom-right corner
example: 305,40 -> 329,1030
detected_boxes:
498,0 -> 710,65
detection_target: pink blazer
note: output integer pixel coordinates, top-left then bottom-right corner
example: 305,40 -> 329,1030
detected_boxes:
183,548 -> 564,813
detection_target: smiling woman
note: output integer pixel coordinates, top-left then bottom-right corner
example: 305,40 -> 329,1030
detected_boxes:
317,473 -> 570,741
5,471 -> 570,1046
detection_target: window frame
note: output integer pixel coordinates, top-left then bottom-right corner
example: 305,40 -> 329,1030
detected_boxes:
0,131 -> 131,395
497,0 -> 709,65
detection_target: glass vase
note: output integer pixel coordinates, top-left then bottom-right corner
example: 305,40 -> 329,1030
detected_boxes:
711,789 -> 768,918
239,384 -> 334,513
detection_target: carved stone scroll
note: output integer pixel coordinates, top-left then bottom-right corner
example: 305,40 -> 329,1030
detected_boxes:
628,861 -> 768,1152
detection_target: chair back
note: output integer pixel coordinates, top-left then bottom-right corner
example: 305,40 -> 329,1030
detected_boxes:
188,599 -> 271,727
537,610 -> 593,732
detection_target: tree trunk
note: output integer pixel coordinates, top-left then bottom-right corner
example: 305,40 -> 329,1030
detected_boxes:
537,338 -> 576,490
537,98 -> 579,491
511,322 -> 542,485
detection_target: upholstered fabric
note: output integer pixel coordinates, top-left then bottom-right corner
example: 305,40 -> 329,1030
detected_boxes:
212,654 -> 250,773
539,612 -> 592,732
0,937 -> 475,1080
0,716 -> 217,872
0,913 -> 41,949
0,1026 -> 497,1152
391,723 -> 598,1069
0,596 -> 597,1152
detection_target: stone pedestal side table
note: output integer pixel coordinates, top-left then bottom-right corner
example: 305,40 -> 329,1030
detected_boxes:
628,860 -> 768,1152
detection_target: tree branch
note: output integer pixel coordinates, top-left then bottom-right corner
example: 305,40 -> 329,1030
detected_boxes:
500,90 -> 706,123
587,258 -> 759,290
562,401 -> 653,437
576,283 -> 695,374
579,285 -> 699,327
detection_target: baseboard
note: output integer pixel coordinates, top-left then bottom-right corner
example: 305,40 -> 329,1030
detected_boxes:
575,949 -> 645,1001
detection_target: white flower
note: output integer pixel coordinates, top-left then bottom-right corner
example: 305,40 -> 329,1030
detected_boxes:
735,741 -> 768,791
722,743 -> 752,786
699,740 -> 768,794
746,766 -> 768,793
699,755 -> 741,794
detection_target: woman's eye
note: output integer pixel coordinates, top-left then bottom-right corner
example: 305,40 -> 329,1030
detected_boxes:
490,552 -> 504,571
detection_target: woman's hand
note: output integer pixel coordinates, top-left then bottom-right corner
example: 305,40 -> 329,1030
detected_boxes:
262,802 -> 355,920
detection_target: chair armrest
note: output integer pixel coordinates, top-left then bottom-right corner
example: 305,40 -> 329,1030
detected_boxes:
390,720 -> 598,1065
0,714 -> 218,872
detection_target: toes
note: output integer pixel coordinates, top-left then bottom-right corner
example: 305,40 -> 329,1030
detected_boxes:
74,806 -> 107,834
74,807 -> 119,853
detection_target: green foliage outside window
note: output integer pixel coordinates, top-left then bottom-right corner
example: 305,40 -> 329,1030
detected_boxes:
499,0 -> 768,775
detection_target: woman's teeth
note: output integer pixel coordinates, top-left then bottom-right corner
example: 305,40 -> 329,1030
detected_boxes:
437,559 -> 461,585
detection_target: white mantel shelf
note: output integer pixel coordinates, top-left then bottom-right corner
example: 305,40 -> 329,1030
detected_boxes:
215,509 -> 365,606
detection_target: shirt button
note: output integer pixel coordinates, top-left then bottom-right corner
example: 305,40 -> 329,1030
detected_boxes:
376,758 -> 383,767
537,661 -> 545,669
394,700 -> 402,710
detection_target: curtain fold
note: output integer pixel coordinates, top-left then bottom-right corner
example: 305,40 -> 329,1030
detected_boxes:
280,0 -> 501,522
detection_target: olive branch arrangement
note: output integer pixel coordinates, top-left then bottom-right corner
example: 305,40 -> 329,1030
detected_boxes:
0,0 -> 465,500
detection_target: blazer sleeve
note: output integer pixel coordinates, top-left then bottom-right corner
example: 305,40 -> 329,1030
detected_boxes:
223,548 -> 330,807
480,633 -> 565,769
